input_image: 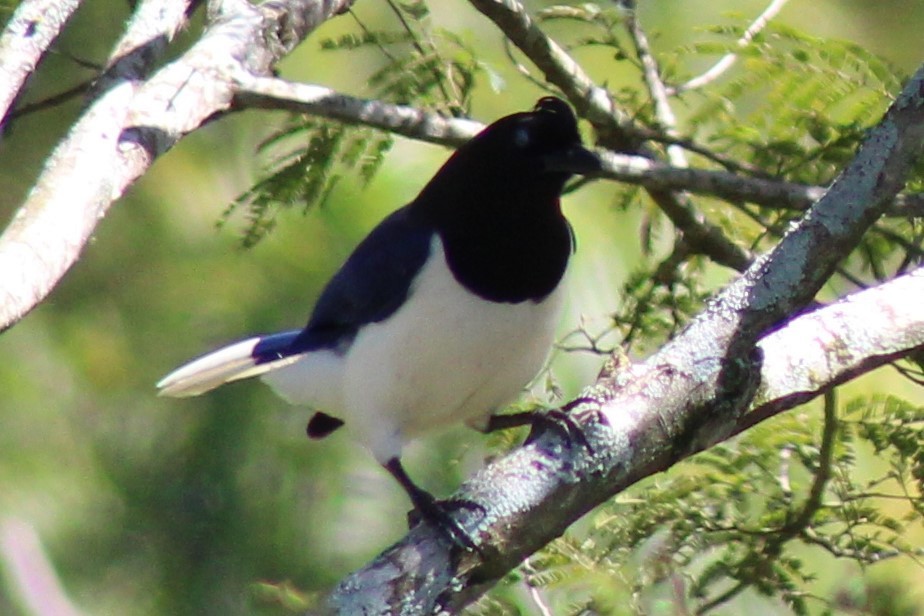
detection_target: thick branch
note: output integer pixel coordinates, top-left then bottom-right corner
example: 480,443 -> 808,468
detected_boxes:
322,64 -> 924,613
94,0 -> 192,91
0,82 -> 135,333
0,0 -> 354,332
743,267 -> 924,430
324,265 -> 924,613
640,62 -> 924,459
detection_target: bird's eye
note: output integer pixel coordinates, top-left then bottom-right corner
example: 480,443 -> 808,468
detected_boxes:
513,126 -> 531,148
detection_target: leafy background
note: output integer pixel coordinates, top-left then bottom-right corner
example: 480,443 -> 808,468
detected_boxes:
1,1 -> 923,614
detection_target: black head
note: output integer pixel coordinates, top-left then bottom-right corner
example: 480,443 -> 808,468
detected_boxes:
412,98 -> 598,303
417,97 -> 599,208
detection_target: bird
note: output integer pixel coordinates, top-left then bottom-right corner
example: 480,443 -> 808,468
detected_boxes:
157,96 -> 599,545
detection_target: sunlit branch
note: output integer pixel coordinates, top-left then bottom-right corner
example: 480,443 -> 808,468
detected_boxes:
0,0 -> 83,126
233,74 -> 482,146
0,0 -> 355,333
623,0 -> 688,167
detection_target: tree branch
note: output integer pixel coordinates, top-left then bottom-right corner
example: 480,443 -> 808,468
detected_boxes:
4,79 -> 93,122
323,263 -> 924,613
467,0 -> 627,144
468,0 -> 752,272
321,63 -> 924,613
0,0 -> 355,333
0,0 -> 82,126
4,3 -> 922,607
670,0 -> 791,95
234,75 -> 924,219
233,74 -> 482,146
93,0 -> 192,92
623,0 -> 688,168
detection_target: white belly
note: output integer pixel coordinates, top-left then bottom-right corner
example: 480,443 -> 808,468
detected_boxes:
261,237 -> 565,463
342,237 -> 564,462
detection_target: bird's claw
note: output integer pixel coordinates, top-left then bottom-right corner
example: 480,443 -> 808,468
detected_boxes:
407,498 -> 484,552
525,403 -> 594,454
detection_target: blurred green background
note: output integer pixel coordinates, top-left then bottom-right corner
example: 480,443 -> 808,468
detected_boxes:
1,1 -> 923,614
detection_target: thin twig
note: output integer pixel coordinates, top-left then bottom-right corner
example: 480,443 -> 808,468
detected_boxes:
0,0 -> 357,333
834,266 -> 868,290
521,559 -> 554,616
52,47 -> 103,71
800,528 -> 906,564
872,223 -> 924,261
502,34 -> 553,93
347,9 -> 398,63
622,0 -> 687,167
699,391 -> 838,614
633,127 -> 771,176
782,389 -> 837,534
6,79 -> 93,122
671,0 -> 791,95
697,581 -> 748,615
383,0 -> 459,109
892,362 -> 924,386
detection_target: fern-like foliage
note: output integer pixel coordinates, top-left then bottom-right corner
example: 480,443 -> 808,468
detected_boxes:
679,23 -> 902,179
221,119 -> 393,247
541,12 -> 916,352
673,22 -> 914,273
225,0 -> 483,246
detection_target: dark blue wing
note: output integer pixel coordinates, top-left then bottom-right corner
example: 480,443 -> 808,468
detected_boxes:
251,330 -> 302,364
289,204 -> 434,353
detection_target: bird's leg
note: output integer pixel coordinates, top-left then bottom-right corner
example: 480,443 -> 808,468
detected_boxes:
479,411 -> 537,432
383,457 -> 479,551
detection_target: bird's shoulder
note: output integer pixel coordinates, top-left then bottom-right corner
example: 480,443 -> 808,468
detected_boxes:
291,205 -> 434,352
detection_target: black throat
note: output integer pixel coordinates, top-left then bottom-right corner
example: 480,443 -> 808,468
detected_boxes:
412,177 -> 572,304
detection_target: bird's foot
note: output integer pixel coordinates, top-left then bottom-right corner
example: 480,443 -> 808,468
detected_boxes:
406,496 -> 484,552
525,403 -> 594,454
384,457 -> 482,551
483,398 -> 595,453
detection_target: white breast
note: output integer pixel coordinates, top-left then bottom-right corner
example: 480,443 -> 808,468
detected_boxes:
261,237 -> 565,463
341,237 -> 565,462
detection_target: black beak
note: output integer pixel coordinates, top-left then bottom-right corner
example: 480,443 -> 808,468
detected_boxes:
543,144 -> 601,176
